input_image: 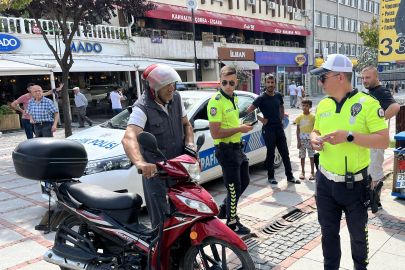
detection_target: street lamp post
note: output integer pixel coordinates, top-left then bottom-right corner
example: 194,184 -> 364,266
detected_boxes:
187,0 -> 198,81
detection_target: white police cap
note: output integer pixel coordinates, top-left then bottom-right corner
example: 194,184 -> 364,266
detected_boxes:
310,54 -> 353,76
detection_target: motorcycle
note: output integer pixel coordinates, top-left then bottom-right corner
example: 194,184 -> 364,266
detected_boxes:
12,132 -> 254,270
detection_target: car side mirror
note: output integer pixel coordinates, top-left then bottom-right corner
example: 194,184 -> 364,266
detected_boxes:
194,119 -> 210,131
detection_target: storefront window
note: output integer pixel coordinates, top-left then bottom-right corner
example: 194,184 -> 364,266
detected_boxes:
259,66 -> 277,91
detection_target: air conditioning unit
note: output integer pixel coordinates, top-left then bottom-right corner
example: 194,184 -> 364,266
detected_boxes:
286,6 -> 293,13
268,1 -> 276,9
247,0 -> 255,6
301,10 -> 309,16
203,60 -> 215,70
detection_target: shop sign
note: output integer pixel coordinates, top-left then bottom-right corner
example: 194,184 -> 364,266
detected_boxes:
70,42 -> 102,53
0,34 -> 21,52
202,32 -> 214,47
151,36 -> 163,43
218,47 -> 254,60
255,52 -> 308,66
295,55 -> 306,66
32,26 -> 41,35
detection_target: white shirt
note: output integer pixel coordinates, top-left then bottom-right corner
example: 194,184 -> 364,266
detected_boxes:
110,92 -> 122,109
289,84 -> 297,95
128,98 -> 187,129
297,86 -> 303,97
74,92 -> 88,107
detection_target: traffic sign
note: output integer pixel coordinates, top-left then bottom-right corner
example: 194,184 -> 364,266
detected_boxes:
32,26 -> 41,35
186,0 -> 198,11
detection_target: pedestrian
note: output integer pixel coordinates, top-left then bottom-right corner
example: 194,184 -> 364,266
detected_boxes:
361,66 -> 400,209
395,81 -> 400,93
111,86 -> 124,116
310,54 -> 389,270
295,98 -> 316,180
288,81 -> 297,108
246,74 -> 299,185
73,87 -> 93,128
122,64 -> 195,228
11,83 -> 63,139
207,65 -> 254,234
296,83 -> 304,109
26,85 -> 59,137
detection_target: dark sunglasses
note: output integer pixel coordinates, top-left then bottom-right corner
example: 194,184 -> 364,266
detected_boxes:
221,80 -> 236,86
319,73 -> 341,84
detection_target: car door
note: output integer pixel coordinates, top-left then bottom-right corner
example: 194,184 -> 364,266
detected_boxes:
237,94 -> 267,165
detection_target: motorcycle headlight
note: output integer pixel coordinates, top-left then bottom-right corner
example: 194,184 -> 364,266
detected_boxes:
180,161 -> 201,181
84,155 -> 132,175
176,195 -> 213,214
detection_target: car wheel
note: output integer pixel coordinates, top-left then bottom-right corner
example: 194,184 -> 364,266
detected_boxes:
263,148 -> 283,169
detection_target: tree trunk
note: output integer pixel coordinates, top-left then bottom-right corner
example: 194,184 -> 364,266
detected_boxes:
61,70 -> 72,137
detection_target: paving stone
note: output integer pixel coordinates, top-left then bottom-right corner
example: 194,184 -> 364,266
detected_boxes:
238,202 -> 288,219
272,259 -> 282,264
0,240 -> 49,269
0,191 -> 15,200
0,198 -> 33,213
0,178 -> 32,189
274,248 -> 283,253
0,228 -> 26,245
0,205 -> 45,223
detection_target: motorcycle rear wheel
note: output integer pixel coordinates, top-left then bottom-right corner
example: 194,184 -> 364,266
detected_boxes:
180,237 -> 254,270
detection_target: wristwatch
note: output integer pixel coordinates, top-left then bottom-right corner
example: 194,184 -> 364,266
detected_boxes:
346,131 -> 354,143
186,143 -> 195,147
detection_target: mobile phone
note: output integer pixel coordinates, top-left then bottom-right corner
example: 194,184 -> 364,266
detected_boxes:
251,119 -> 258,125
317,136 -> 331,142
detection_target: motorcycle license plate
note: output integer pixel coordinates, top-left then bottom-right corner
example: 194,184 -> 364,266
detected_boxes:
396,173 -> 405,188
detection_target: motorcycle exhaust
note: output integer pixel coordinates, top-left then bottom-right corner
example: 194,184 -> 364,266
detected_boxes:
44,250 -> 87,270
44,250 -> 114,270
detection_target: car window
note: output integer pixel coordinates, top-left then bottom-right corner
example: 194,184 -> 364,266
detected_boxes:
182,98 -> 201,113
193,103 -> 209,122
238,95 -> 255,118
109,109 -> 130,128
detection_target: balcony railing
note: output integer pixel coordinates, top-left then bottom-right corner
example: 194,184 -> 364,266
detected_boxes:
0,17 -> 130,41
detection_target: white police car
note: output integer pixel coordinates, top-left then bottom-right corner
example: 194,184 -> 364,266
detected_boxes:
41,88 -> 291,205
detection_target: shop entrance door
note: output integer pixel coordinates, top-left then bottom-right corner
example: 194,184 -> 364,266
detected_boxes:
277,70 -> 285,96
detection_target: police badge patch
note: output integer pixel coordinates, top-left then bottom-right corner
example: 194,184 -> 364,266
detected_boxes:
378,108 -> 385,119
210,107 -> 217,116
349,103 -> 362,124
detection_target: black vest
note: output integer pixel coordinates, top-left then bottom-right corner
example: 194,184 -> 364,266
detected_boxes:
134,91 -> 184,163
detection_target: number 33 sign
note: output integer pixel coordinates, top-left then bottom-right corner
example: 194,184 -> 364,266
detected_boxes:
378,0 -> 405,62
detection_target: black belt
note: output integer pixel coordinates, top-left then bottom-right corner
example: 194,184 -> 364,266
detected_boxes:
216,142 -> 241,150
35,122 -> 53,125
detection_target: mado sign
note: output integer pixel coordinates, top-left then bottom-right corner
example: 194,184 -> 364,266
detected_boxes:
0,34 -> 21,52
70,42 -> 102,53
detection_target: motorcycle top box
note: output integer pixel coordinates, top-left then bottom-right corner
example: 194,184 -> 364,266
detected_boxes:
12,138 -> 88,181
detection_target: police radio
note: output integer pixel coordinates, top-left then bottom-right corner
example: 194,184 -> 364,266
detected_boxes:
345,156 -> 354,190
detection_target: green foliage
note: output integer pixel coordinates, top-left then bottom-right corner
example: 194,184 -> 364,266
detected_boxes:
358,17 -> 379,49
357,47 -> 378,73
0,105 -> 15,123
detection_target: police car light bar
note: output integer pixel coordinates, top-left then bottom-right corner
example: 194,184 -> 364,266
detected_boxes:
176,82 -> 220,91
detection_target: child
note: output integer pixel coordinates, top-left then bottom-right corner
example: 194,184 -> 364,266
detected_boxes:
295,99 -> 316,180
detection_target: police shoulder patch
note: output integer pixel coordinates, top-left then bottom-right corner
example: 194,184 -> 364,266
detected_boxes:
215,94 -> 222,100
378,107 -> 385,119
210,107 -> 217,116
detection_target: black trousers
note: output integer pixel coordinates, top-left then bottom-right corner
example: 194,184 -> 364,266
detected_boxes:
215,146 -> 250,221
34,122 -> 53,137
262,129 -> 293,180
315,170 -> 368,270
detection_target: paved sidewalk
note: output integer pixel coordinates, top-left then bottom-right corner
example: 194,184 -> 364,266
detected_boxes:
1,92 -> 405,269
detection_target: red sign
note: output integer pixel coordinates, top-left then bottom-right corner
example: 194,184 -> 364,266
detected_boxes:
32,26 -> 41,35
146,3 -> 310,36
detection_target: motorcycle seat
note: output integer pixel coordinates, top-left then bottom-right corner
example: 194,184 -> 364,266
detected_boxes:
60,182 -> 143,210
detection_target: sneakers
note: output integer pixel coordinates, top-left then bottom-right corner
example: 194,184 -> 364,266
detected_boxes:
288,177 -> 301,184
89,122 -> 93,127
378,202 -> 383,210
217,207 -> 227,219
227,217 -> 251,235
268,177 -> 278,184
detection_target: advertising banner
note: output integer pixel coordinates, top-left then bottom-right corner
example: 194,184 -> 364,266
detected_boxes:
379,0 -> 405,61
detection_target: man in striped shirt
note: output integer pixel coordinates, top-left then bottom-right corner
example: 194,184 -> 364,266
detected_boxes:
26,85 -> 59,137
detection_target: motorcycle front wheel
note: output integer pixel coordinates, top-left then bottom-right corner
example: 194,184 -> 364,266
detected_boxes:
180,237 -> 254,270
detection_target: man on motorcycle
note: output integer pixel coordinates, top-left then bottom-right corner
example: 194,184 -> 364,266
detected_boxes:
122,64 -> 195,227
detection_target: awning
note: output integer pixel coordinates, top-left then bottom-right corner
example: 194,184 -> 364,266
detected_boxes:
146,3 -> 310,36
315,58 -> 357,67
13,56 -> 195,72
221,60 -> 259,70
0,57 -> 53,76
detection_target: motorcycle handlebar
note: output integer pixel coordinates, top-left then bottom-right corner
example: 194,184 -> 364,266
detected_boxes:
137,168 -> 168,177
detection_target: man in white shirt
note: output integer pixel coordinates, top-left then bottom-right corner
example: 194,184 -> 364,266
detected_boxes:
73,87 -> 93,128
111,86 -> 124,116
288,81 -> 297,108
296,83 -> 304,109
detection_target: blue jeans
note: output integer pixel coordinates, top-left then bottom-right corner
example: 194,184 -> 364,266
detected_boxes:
113,108 -> 123,116
21,119 -> 35,139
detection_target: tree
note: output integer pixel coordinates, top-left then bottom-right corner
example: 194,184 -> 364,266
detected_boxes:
357,17 -> 379,73
0,0 -> 155,137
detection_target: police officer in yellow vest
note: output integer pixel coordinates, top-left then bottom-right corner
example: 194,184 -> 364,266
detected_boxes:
208,66 -> 254,234
310,54 -> 389,270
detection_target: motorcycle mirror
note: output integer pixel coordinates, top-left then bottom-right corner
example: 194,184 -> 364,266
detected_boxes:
196,133 -> 205,152
137,132 -> 159,151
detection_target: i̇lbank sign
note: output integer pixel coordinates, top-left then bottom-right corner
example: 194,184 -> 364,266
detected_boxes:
218,47 -> 254,61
